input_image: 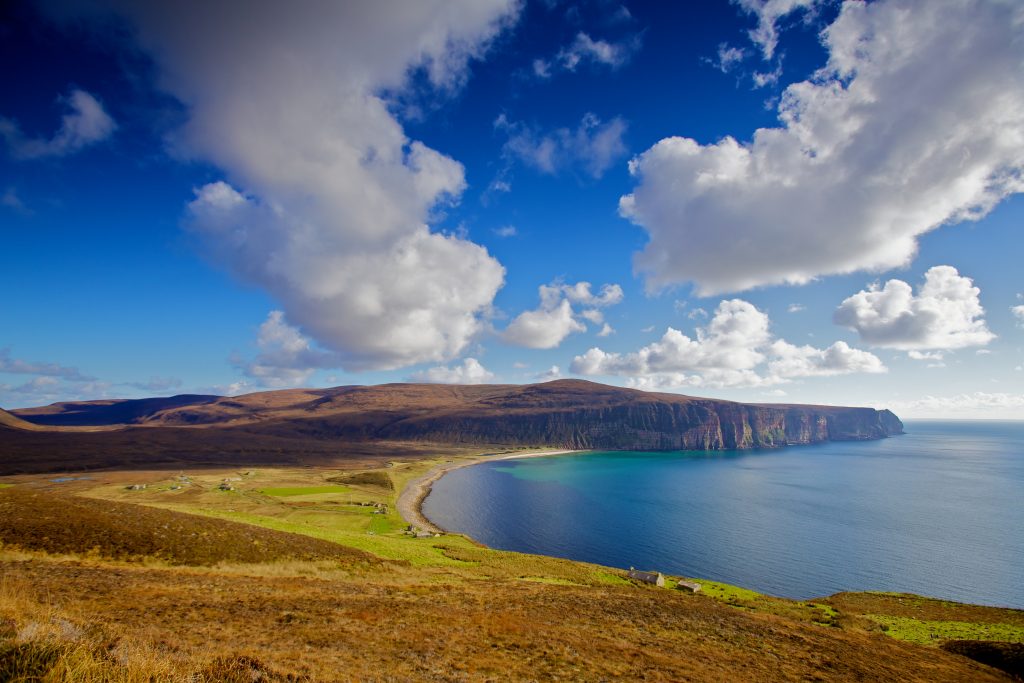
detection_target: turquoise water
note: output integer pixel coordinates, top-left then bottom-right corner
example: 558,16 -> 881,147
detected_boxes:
423,421 -> 1024,607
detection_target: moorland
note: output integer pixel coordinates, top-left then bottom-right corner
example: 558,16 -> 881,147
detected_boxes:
1,381 -> 1020,681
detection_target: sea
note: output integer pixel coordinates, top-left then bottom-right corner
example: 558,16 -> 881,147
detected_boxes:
422,420 -> 1024,608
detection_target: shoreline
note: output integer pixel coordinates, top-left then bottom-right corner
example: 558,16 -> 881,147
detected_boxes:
396,449 -> 582,534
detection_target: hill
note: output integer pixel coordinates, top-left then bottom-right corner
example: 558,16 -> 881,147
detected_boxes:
9,379 -> 903,448
0,465 -> 1016,682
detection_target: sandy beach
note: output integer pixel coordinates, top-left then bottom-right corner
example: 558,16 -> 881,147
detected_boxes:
396,449 -> 582,534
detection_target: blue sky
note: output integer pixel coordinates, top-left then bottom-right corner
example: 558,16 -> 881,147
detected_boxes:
2,0 -> 1023,418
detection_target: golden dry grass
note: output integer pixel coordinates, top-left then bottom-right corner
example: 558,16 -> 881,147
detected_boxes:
0,469 -> 1016,682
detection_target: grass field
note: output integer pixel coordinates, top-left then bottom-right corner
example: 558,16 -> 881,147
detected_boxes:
0,458 -> 1020,681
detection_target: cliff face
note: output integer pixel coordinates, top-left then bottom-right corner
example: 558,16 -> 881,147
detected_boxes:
8,379 -> 904,453
378,399 -> 903,451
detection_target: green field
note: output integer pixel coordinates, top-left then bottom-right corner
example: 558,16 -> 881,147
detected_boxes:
259,485 -> 353,497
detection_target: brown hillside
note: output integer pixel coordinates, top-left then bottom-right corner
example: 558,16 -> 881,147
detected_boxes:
0,486 -> 378,566
2,380 -> 904,474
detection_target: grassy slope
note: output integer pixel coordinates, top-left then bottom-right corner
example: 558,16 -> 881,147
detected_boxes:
0,458 -> 1018,681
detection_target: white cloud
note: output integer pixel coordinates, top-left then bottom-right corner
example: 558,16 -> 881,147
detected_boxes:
752,64 -> 783,88
883,392 -> 1024,420
503,298 -> 586,349
834,266 -> 994,351
532,58 -> 552,79
0,348 -> 95,382
1012,304 -> 1024,328
493,225 -> 517,237
1,89 -> 116,159
687,307 -> 708,320
734,0 -> 822,60
410,358 -> 494,384
907,350 -> 944,362
787,303 -> 805,313
498,112 -> 628,179
767,340 -> 886,378
535,365 -> 562,381
597,323 -> 615,337
560,281 -> 624,307
0,376 -> 114,409
711,43 -> 747,73
570,298 -> 884,388
621,0 -> 1024,295
557,32 -> 637,71
64,1 -> 517,372
502,281 -> 623,349
236,311 -> 340,388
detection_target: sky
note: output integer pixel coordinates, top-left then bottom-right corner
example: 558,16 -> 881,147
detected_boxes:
1,0 -> 1023,419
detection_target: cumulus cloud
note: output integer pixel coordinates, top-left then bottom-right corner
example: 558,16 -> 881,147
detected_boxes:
570,298 -> 884,388
62,1 -> 517,372
767,340 -> 886,378
410,358 -> 494,384
734,0 -> 822,60
0,89 -> 115,159
502,281 -> 623,349
502,298 -> 586,349
834,266 -> 994,351
236,311 -> 340,388
621,0 -> 1024,295
497,112 -> 628,180
0,348 -> 95,382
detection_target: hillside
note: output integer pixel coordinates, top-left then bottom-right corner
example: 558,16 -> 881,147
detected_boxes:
8,379 -> 903,451
0,464 -> 1017,682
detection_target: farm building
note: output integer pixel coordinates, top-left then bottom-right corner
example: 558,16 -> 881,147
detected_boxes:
627,568 -> 665,587
676,581 -> 702,593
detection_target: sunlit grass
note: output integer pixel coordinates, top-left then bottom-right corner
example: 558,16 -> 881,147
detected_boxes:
869,615 -> 1024,646
259,485 -> 352,497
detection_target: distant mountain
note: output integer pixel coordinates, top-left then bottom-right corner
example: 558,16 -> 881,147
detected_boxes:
11,394 -> 220,426
9,379 -> 903,451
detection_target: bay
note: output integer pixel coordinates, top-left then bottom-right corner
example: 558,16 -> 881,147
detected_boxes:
423,420 -> 1024,608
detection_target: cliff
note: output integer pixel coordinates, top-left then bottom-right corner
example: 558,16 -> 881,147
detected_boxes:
9,379 -> 903,452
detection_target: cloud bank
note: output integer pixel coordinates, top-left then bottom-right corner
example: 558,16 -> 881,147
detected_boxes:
571,299 -> 884,388
621,0 -> 1024,295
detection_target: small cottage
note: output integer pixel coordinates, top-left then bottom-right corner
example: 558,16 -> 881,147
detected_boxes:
627,568 -> 665,587
125,484 -> 146,491
676,581 -> 702,593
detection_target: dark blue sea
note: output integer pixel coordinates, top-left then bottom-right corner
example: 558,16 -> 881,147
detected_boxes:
423,421 -> 1024,608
